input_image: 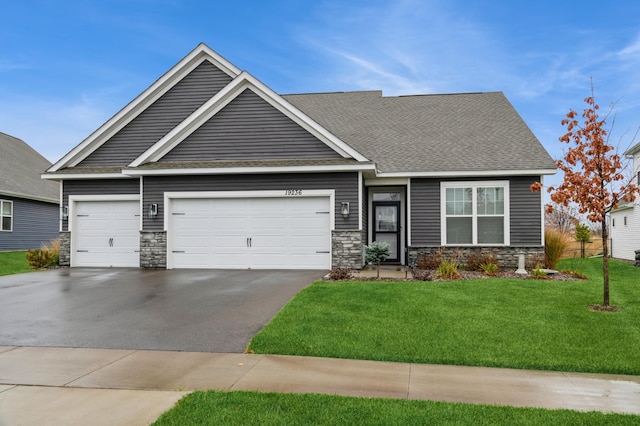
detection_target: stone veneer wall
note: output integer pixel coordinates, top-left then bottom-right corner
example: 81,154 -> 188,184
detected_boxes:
332,230 -> 363,269
408,246 -> 544,270
140,231 -> 167,268
59,231 -> 71,266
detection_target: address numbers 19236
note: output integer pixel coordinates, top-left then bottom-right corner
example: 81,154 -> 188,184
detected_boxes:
284,189 -> 303,196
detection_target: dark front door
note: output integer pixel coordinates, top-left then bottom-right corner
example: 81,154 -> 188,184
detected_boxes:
372,201 -> 400,262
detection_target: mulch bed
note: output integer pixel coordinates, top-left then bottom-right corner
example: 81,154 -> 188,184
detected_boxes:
340,270 -> 586,282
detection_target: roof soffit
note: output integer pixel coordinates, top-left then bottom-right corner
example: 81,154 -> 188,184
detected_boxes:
129,71 -> 369,167
48,43 -> 241,172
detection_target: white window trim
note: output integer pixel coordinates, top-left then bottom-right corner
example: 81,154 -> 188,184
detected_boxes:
1,200 -> 13,232
440,181 -> 510,246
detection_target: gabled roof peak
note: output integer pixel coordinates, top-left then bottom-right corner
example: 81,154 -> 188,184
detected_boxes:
48,43 -> 242,172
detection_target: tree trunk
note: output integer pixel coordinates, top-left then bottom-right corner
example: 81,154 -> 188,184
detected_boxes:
601,218 -> 610,306
376,263 -> 380,279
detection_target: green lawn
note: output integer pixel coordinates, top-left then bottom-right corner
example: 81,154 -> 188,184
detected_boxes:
152,390 -> 639,425
248,258 -> 640,375
0,251 -> 31,276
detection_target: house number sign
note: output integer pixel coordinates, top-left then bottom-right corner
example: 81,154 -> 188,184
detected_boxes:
284,189 -> 303,196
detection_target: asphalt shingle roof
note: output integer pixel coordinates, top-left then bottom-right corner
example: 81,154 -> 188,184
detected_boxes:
0,132 -> 59,202
283,91 -> 556,174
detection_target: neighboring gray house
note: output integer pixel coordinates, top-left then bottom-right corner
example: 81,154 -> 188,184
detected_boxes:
1,132 -> 59,250
43,43 -> 556,269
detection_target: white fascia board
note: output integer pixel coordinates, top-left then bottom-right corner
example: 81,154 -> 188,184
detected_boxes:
0,190 -> 59,204
122,164 -> 376,176
611,204 -> 635,213
377,169 -> 557,178
48,44 -> 241,172
129,71 -> 369,167
42,173 -> 132,180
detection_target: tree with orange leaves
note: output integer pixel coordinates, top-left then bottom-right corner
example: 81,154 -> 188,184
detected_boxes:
531,87 -> 639,308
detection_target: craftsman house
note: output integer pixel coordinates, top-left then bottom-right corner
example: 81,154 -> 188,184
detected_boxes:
43,43 -> 556,269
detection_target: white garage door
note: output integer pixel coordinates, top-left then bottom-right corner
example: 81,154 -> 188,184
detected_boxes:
73,200 -> 140,267
170,197 -> 331,269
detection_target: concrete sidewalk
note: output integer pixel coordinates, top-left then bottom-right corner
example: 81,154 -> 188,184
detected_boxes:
1,346 -> 639,425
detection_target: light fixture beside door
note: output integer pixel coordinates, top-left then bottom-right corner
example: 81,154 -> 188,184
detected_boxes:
341,201 -> 350,218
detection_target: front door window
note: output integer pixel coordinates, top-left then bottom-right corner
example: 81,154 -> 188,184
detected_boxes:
373,201 -> 400,262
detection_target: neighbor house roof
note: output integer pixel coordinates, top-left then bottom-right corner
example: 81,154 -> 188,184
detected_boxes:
624,141 -> 640,157
0,132 -> 59,203
284,90 -> 556,175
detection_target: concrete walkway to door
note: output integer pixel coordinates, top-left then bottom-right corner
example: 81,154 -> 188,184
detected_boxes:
1,346 -> 639,425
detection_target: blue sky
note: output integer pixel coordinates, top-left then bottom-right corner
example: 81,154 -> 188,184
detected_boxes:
2,0 -> 640,186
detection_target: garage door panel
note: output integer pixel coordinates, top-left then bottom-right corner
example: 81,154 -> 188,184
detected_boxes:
73,200 -> 140,268
170,197 -> 331,269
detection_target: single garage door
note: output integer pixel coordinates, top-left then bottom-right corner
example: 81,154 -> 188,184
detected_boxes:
170,197 -> 330,269
73,200 -> 140,267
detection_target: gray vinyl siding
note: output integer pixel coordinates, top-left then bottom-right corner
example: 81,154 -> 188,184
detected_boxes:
409,176 -> 543,246
161,89 -> 342,161
0,196 -> 59,250
78,61 -> 233,166
142,173 -> 358,230
409,178 -> 441,246
509,176 -> 543,246
62,179 -> 140,231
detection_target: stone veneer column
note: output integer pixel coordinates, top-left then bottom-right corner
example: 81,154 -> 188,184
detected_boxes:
332,230 -> 363,269
59,231 -> 71,266
140,231 -> 167,269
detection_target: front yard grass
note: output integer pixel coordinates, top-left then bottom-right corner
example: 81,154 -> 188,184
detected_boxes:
152,390 -> 639,425
0,251 -> 31,276
248,258 -> 640,375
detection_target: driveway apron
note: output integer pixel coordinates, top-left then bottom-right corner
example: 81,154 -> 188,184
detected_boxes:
0,268 -> 322,353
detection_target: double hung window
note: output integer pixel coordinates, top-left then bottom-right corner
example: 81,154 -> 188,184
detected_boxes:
441,182 -> 509,245
0,200 -> 12,232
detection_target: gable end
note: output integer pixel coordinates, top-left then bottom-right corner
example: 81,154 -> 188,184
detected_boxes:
160,88 -> 343,162
78,61 -> 234,167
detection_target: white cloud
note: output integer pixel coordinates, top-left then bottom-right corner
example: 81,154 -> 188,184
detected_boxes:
617,35 -> 640,59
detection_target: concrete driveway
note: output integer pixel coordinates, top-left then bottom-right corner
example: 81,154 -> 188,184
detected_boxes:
0,268 -> 323,353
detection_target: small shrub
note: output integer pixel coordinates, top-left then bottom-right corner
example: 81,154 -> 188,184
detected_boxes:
531,264 -> 550,280
436,258 -> 461,280
479,261 -> 499,276
466,252 -> 499,272
364,241 -> 391,279
411,268 -> 433,281
328,267 -> 353,280
545,229 -> 570,269
25,239 -> 60,270
416,248 -> 445,270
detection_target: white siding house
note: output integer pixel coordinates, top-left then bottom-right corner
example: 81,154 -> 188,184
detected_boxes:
610,142 -> 640,262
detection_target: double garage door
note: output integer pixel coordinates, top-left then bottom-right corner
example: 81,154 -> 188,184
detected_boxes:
169,197 -> 331,269
73,197 -> 331,269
